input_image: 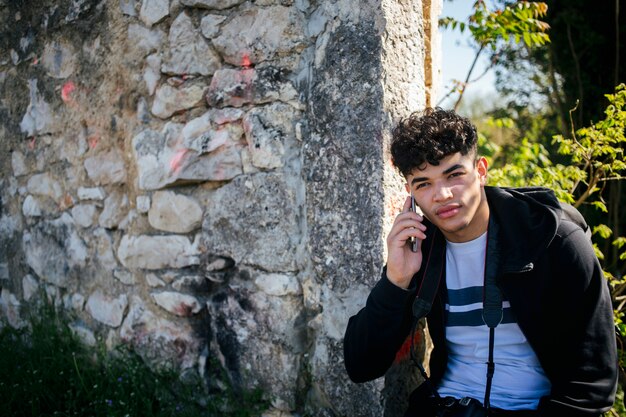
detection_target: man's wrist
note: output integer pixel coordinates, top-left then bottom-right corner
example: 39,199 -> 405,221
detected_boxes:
384,269 -> 412,290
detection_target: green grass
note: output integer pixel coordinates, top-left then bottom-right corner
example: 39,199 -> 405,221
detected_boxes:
0,302 -> 267,417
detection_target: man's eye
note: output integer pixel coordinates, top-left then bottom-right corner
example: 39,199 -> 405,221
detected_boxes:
415,183 -> 428,190
450,172 -> 463,178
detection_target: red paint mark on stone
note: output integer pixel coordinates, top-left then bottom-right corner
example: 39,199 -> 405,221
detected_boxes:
59,193 -> 75,210
241,53 -> 252,68
169,148 -> 189,174
27,137 -> 36,150
175,303 -> 195,317
88,135 -> 99,149
61,81 -> 76,103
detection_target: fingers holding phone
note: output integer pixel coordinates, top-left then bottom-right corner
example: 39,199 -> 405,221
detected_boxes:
385,195 -> 427,289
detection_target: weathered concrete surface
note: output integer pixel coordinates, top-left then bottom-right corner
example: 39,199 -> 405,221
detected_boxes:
302,0 -> 427,414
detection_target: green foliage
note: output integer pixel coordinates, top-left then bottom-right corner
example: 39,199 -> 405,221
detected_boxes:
440,1 -> 550,49
438,1 -> 551,110
553,84 -> 626,204
489,84 -> 626,263
487,137 -> 583,204
552,84 -> 626,271
594,224 -> 613,240
616,238 -> 626,262
0,302 -> 268,417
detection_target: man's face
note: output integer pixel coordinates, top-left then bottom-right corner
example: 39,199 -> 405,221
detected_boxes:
405,152 -> 489,243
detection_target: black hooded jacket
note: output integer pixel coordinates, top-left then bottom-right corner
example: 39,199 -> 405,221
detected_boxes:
344,186 -> 618,416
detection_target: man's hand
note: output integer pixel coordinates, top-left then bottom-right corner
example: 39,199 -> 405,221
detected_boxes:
386,196 -> 427,289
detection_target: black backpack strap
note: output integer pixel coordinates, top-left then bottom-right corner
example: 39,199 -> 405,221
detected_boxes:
482,217 -> 503,328
482,217 -> 503,410
412,229 -> 446,321
409,229 -> 446,384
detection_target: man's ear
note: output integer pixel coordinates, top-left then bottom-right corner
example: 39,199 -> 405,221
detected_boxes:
477,156 -> 488,186
404,182 -> 410,194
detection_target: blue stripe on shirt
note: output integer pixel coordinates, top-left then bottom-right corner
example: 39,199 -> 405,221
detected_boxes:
447,286 -> 483,305
445,286 -> 515,327
446,308 -> 516,327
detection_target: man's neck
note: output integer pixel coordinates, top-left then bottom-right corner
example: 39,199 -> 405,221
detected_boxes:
442,198 -> 490,243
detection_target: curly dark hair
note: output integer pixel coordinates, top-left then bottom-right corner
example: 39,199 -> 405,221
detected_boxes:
390,107 -> 478,177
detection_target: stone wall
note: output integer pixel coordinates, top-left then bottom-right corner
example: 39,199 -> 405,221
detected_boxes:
0,0 -> 440,415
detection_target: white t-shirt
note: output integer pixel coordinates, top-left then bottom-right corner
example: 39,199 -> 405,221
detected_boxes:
436,232 -> 551,410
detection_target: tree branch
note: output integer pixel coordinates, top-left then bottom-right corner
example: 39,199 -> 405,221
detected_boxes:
454,44 -> 485,111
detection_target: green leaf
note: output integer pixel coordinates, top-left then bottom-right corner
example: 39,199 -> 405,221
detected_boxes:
593,224 -> 613,239
594,244 -> 605,260
613,237 -> 626,249
591,200 -> 608,213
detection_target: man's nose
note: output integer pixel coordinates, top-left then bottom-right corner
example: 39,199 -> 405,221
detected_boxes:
433,184 -> 453,201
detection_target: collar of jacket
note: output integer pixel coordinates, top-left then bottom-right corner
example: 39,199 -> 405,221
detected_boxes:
420,186 -> 562,277
485,186 -> 561,274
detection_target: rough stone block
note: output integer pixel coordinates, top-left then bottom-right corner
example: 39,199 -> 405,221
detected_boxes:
208,283 -> 304,409
117,234 -> 201,269
41,40 -> 77,79
98,189 -> 130,229
140,0 -> 169,27
151,291 -> 202,316
243,102 -> 297,170
20,79 -> 58,137
86,290 -> 128,327
213,6 -> 306,66
84,148 -> 127,185
132,123 -> 245,190
202,172 -> 300,271
206,67 -> 298,108
161,11 -> 220,76
151,82 -> 207,119
127,23 -> 166,56
121,296 -> 201,370
22,226 -> 70,287
148,190 -> 203,233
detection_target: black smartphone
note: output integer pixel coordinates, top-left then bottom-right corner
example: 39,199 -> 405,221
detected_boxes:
410,195 -> 418,252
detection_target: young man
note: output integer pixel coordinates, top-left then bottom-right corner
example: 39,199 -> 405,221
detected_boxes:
343,108 -> 618,416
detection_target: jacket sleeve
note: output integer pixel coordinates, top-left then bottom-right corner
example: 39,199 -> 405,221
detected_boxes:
538,224 -> 618,416
343,268 -> 416,383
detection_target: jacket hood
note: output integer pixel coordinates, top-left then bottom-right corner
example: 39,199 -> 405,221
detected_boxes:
485,186 -> 562,273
